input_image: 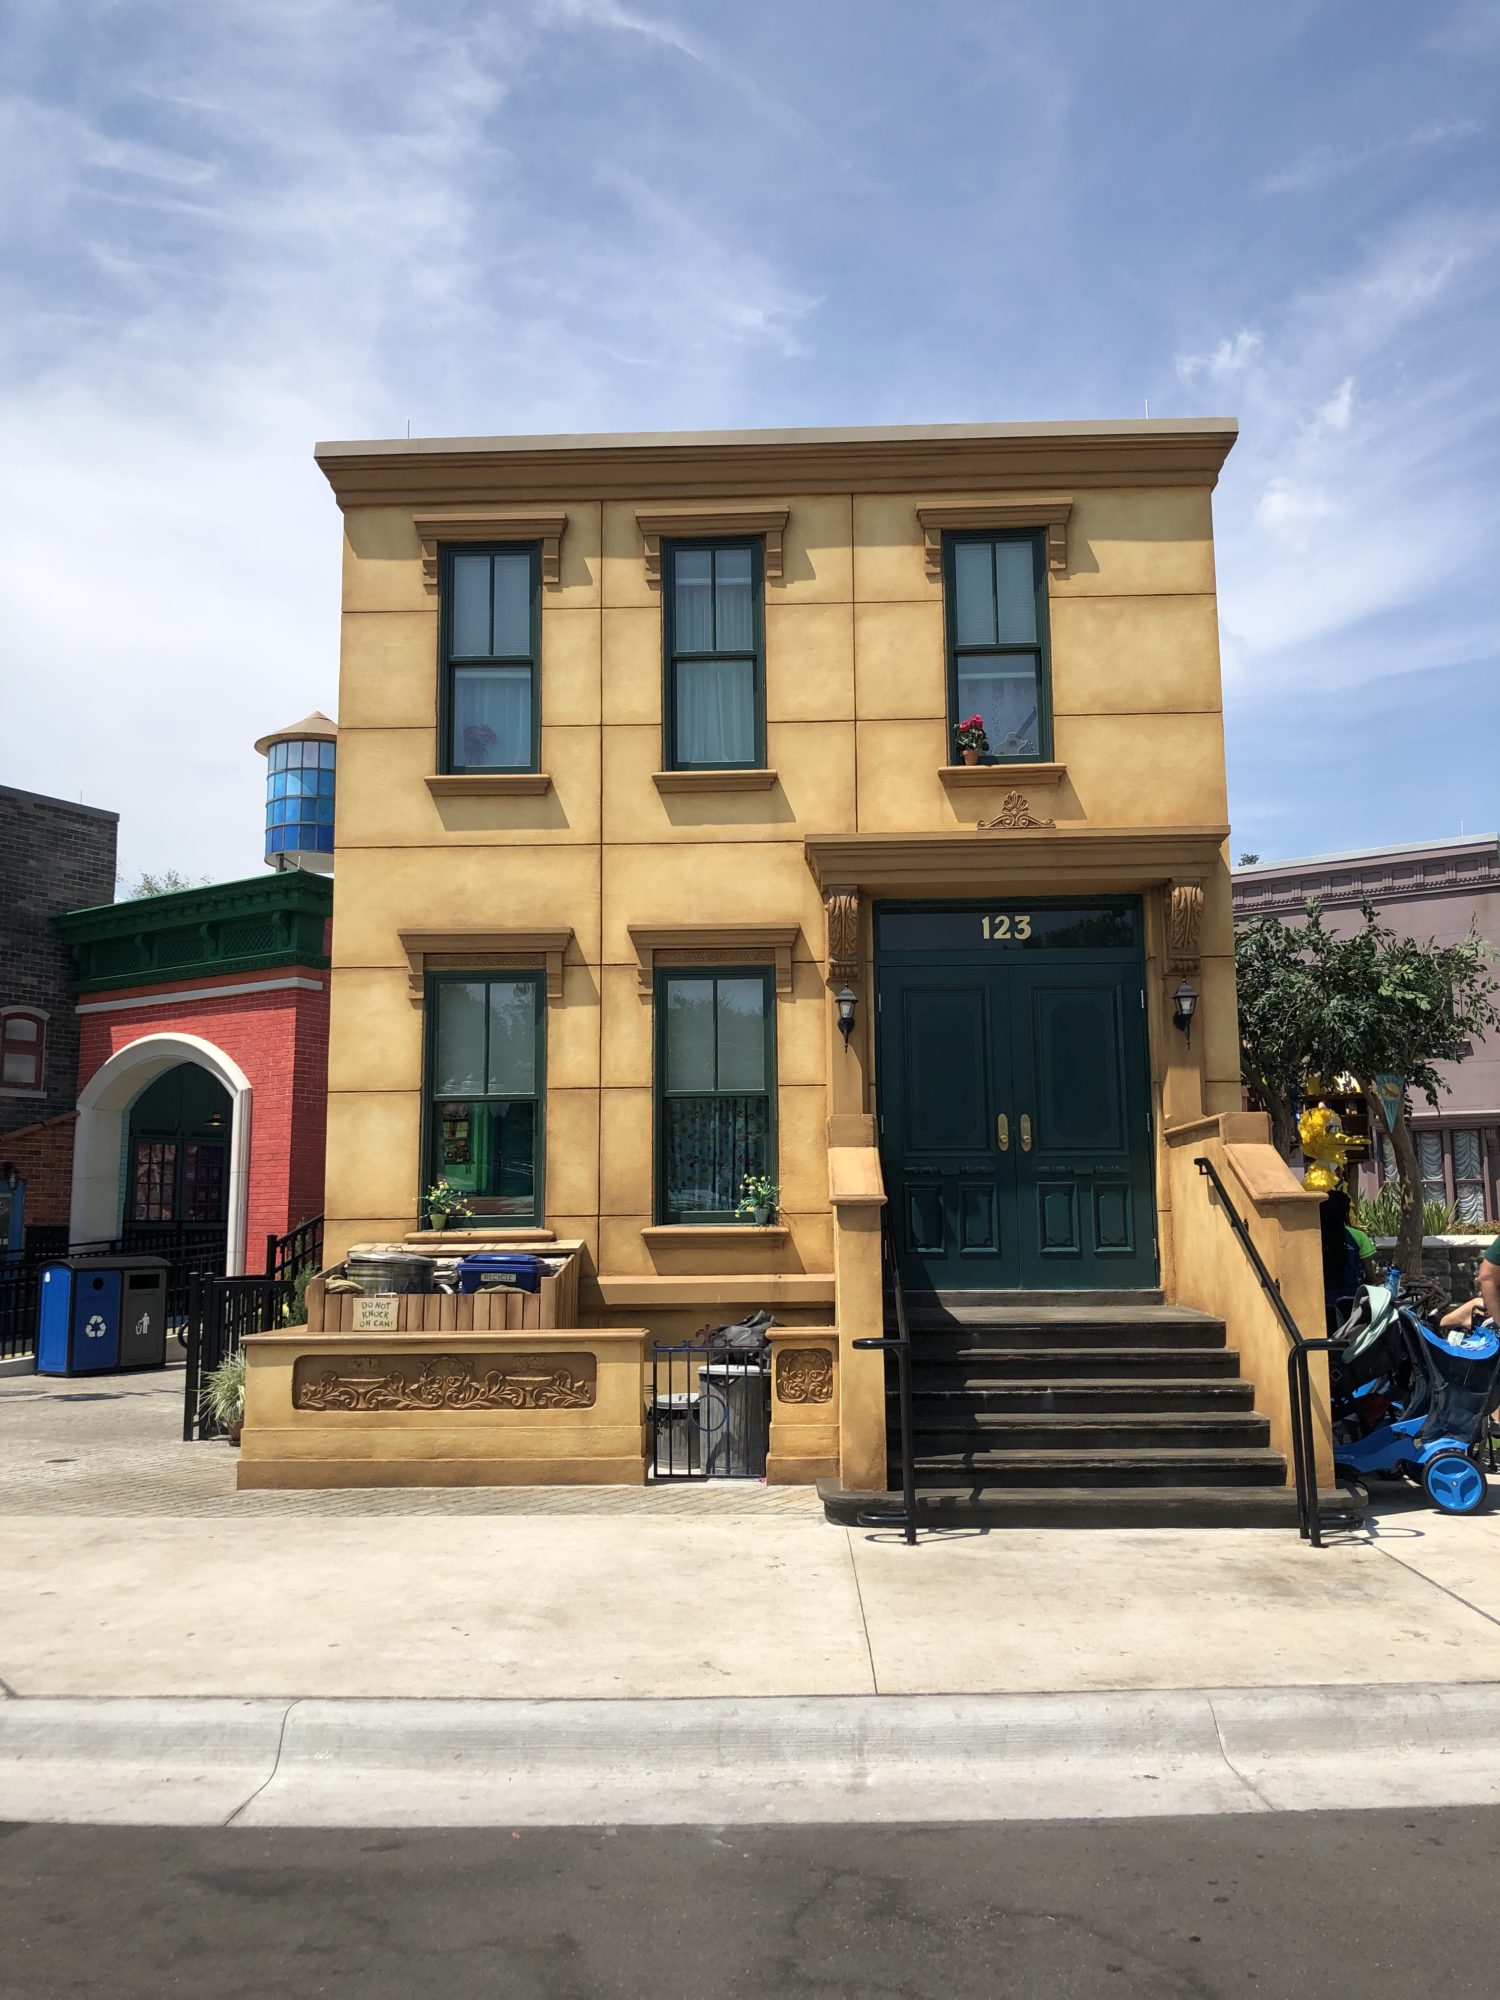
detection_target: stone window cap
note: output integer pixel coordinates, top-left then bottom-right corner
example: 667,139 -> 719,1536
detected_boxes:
916,496 -> 1073,577
398,927 -> 573,1001
413,511 -> 569,590
628,924 -> 800,994
636,508 -> 790,585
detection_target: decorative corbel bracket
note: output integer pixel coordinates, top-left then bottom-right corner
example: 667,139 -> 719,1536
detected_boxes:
824,885 -> 860,988
916,496 -> 1073,578
637,508 -> 790,586
398,928 -> 573,1002
413,512 -> 569,591
1166,880 -> 1205,974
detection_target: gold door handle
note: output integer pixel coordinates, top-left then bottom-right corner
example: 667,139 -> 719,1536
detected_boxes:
1020,1113 -> 1033,1152
997,1113 -> 1010,1152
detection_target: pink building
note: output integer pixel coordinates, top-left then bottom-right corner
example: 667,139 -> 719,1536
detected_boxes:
1233,835 -> 1500,1224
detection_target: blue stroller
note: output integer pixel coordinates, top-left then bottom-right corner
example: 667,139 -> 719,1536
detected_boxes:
1330,1274 -> 1499,1516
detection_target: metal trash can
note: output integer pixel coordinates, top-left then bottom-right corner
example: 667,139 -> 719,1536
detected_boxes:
696,1361 -> 770,1478
36,1256 -> 169,1377
652,1390 -> 701,1475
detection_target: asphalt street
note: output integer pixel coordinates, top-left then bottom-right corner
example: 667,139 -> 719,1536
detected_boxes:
2,1806 -> 1497,1998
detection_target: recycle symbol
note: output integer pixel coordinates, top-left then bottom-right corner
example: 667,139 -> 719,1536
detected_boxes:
85,1314 -> 108,1340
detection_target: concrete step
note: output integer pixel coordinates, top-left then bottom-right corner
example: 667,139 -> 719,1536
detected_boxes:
910,1346 -> 1245,1383
908,1412 -> 1273,1452
900,1379 -> 1258,1415
907,1447 -> 1288,1490
907,1317 -> 1228,1350
910,1290 -> 1167,1311
818,1477 -> 1306,1530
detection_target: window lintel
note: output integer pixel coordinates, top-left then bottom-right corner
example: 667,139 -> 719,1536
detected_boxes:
400,927 -> 572,1002
637,508 -> 789,585
629,924 -> 798,995
917,497 -> 1073,578
414,512 -> 568,590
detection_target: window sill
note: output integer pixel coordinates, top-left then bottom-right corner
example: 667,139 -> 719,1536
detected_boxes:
0,1085 -> 45,1099
426,772 -> 552,798
652,769 -> 777,794
939,761 -> 1067,788
642,1224 -> 790,1246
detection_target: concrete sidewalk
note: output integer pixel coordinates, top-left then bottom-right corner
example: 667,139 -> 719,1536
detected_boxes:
6,1365 -> 1500,1703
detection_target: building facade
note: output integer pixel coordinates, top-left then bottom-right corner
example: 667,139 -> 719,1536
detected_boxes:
0,783 -> 119,1227
314,419 -> 1325,1488
1234,835 -> 1500,1224
55,869 -> 333,1274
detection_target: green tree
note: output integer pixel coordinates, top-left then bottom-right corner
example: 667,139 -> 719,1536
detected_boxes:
120,869 -> 210,898
1236,900 -> 1500,1274
1236,851 -> 1261,867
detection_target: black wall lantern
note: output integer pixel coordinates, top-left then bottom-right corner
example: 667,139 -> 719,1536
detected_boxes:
1172,979 -> 1199,1045
835,985 -> 858,1049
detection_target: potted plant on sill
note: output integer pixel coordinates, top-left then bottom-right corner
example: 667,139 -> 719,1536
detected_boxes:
954,715 -> 989,766
201,1347 -> 246,1445
424,1181 -> 473,1233
736,1174 -> 780,1227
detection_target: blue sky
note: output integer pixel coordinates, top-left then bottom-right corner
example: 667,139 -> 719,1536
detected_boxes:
3,0 -> 1497,884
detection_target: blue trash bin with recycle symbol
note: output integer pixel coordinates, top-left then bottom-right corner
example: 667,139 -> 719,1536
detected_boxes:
36,1256 -> 169,1376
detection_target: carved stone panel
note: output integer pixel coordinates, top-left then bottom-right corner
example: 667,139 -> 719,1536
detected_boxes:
1166,880 -> 1205,973
978,790 -> 1056,831
824,885 -> 860,986
293,1352 -> 597,1412
775,1347 -> 835,1405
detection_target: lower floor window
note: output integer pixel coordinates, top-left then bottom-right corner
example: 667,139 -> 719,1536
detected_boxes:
657,968 -> 774,1222
427,973 -> 544,1221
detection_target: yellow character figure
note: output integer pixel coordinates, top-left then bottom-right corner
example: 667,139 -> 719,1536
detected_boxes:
1298,1101 -> 1365,1193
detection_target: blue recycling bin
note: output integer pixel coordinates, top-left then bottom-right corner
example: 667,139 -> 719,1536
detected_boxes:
36,1256 -> 169,1376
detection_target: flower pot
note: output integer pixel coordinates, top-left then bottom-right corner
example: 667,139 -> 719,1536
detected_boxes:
753,1205 -> 772,1226
961,747 -> 980,765
227,1422 -> 242,1447
429,1212 -> 449,1233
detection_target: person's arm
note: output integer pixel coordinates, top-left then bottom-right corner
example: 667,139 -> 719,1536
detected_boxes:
1480,1255 -> 1500,1326
1441,1297 -> 1483,1331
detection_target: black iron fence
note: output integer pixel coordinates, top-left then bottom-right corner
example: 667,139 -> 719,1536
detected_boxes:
183,1273 -> 291,1440
649,1337 -> 770,1479
265,1214 -> 323,1283
0,1260 -> 37,1360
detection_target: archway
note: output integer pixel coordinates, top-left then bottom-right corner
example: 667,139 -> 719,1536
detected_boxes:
71,1034 -> 253,1274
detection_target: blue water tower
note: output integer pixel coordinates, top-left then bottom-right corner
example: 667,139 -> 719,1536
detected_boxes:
254,711 -> 337,873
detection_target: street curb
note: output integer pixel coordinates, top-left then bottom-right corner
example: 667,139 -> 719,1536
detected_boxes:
7,1684 -> 1500,1827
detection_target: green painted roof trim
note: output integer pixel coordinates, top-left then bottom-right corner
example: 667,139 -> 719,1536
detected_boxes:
55,871 -> 333,995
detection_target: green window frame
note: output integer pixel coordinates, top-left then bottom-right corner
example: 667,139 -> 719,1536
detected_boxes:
439,542 -> 542,774
663,538 -> 766,770
422,971 -> 545,1226
655,966 -> 777,1223
942,529 -> 1053,764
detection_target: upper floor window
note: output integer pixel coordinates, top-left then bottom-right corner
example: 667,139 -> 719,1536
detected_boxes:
656,969 -> 775,1222
665,540 -> 764,770
424,973 -> 544,1224
943,530 -> 1051,763
441,545 -> 540,773
0,1008 -> 45,1092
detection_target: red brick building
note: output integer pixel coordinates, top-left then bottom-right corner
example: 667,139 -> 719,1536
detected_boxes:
56,871 -> 333,1273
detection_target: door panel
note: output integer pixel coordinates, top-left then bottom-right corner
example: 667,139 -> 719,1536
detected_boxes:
900,988 -> 990,1151
1010,967 -> 1154,1287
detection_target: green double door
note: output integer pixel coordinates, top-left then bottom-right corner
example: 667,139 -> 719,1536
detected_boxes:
875,901 -> 1156,1292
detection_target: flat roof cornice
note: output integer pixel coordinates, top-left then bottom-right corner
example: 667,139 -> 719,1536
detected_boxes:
315,417 -> 1238,507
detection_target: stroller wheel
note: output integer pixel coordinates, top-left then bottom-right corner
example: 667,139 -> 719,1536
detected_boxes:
1421,1453 -> 1489,1516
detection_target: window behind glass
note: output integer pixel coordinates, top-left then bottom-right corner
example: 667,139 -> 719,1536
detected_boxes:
426,973 -> 544,1222
441,546 -> 540,772
944,531 -> 1050,762
656,969 -> 775,1221
665,540 -> 764,769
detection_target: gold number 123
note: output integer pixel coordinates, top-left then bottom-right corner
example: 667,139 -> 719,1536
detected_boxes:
981,914 -> 1033,941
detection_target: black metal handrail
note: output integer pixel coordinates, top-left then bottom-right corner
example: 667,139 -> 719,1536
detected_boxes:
852,1207 -> 918,1545
265,1214 -> 324,1283
1193,1155 -> 1360,1548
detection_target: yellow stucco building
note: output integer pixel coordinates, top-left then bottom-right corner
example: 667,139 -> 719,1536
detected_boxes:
294,419 -> 1325,1516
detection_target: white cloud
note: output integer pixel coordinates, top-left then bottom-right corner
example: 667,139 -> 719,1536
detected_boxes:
1257,117 -> 1482,195
1176,328 -> 1263,382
